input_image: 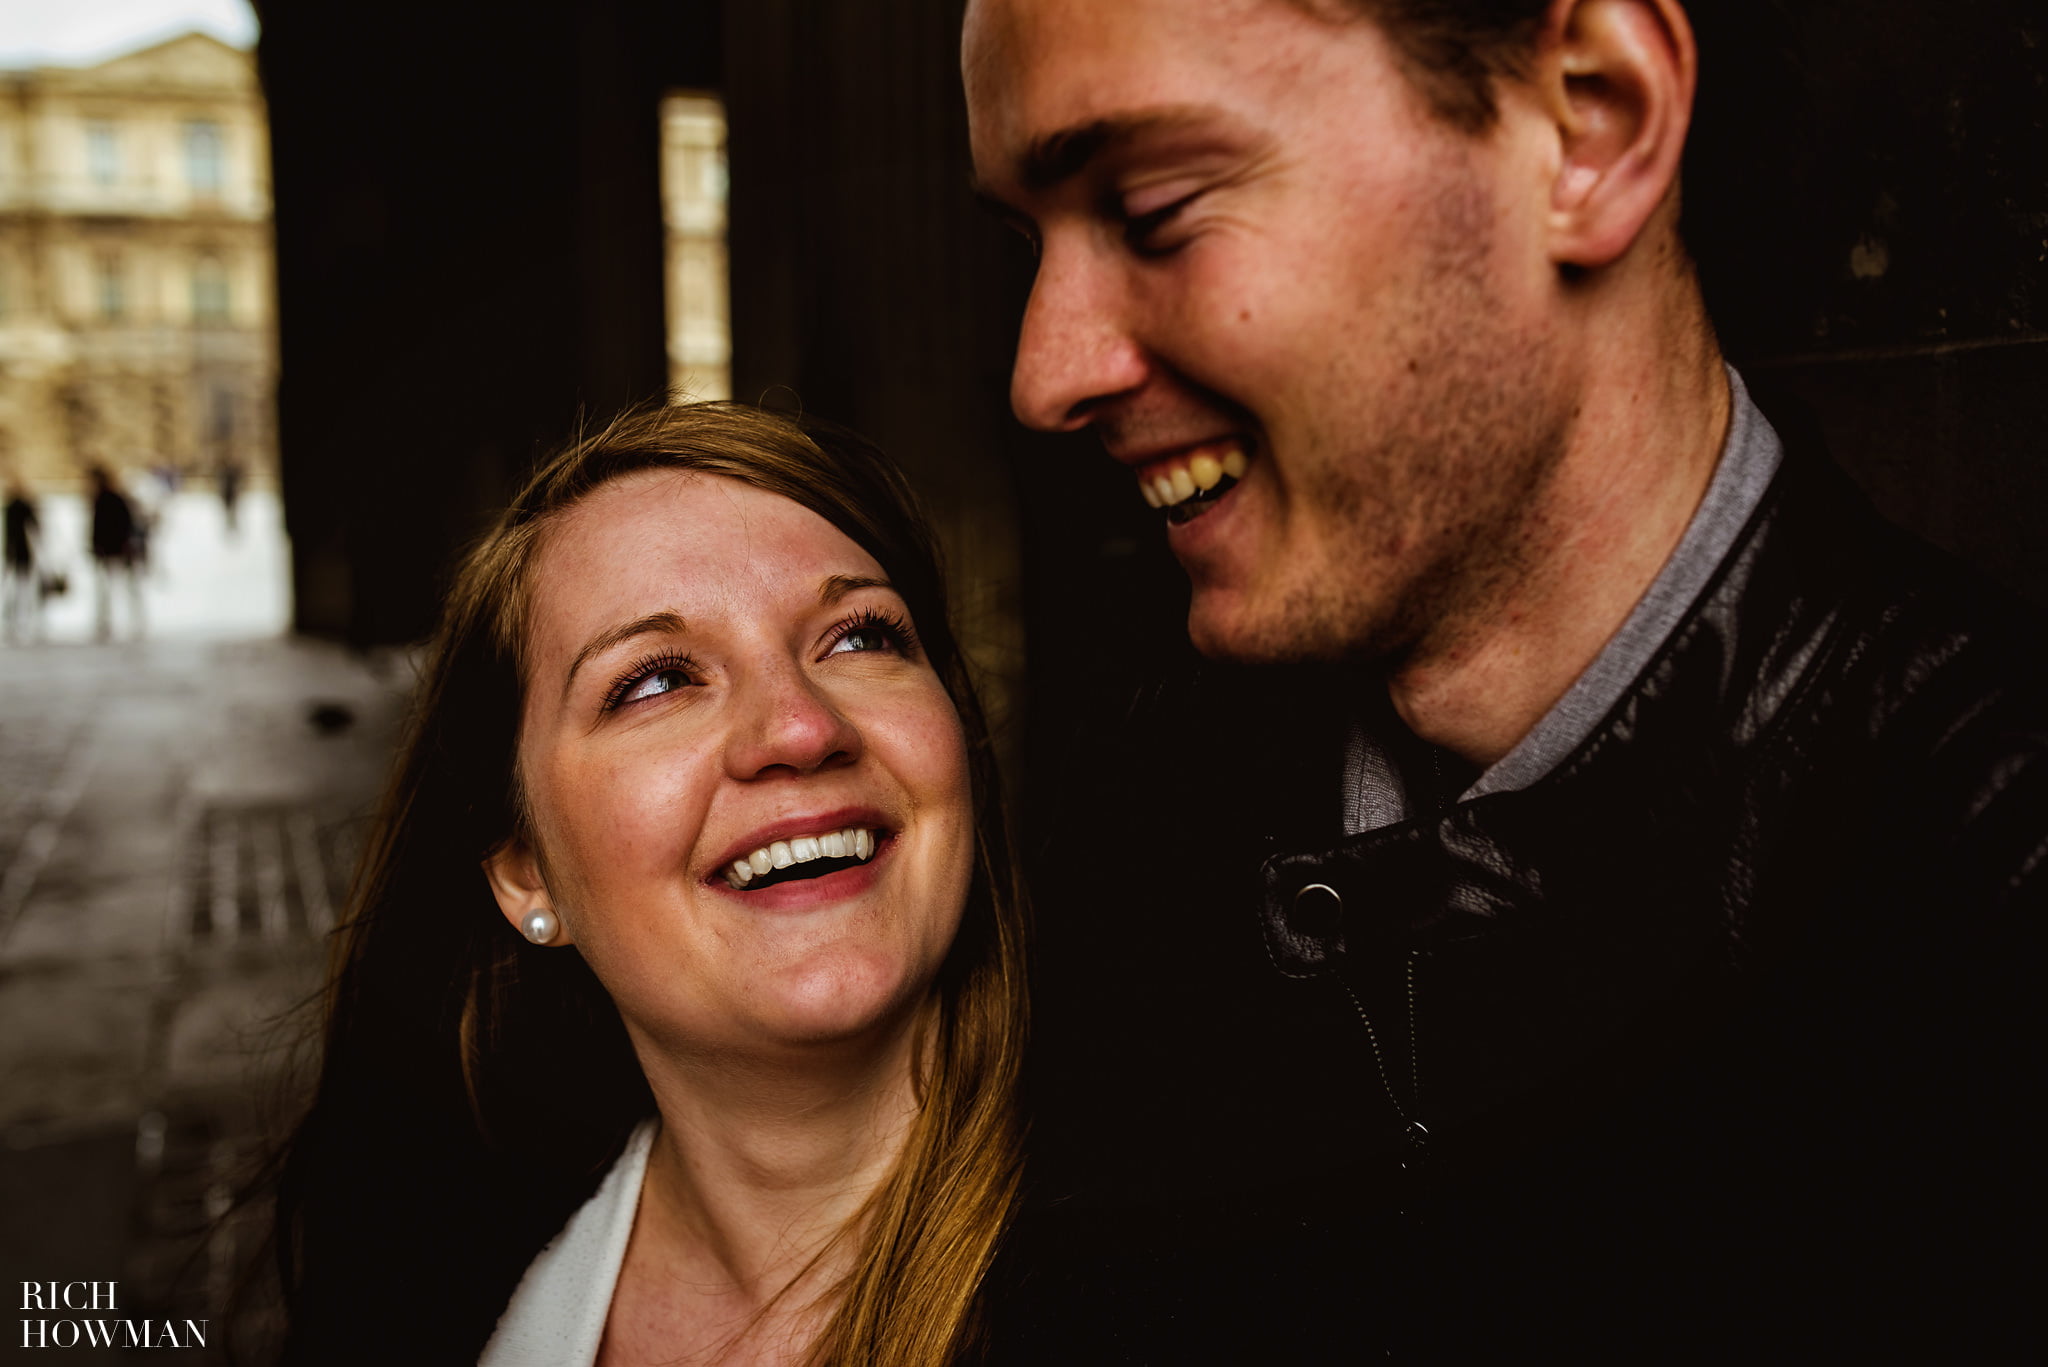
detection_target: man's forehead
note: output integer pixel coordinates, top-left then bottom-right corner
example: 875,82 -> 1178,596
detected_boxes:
964,0 -> 1328,177
966,0 -> 1192,125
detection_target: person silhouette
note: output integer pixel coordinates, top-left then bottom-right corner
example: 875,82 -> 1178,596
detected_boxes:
3,475 -> 40,644
87,466 -> 144,641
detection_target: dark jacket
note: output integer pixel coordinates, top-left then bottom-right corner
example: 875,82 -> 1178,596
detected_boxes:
91,487 -> 136,561
1001,447 -> 2044,1362
4,494 -> 36,569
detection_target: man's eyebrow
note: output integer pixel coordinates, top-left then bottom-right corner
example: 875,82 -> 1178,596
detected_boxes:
564,610 -> 688,699
1021,119 -> 1118,192
1011,107 -> 1230,194
820,574 -> 894,606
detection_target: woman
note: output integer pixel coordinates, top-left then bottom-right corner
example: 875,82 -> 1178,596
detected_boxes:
273,403 -> 1027,1365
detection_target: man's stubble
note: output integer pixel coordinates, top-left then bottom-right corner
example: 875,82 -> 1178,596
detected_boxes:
1220,162 -> 1575,672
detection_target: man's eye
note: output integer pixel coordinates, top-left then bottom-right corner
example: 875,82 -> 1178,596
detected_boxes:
1121,191 -> 1200,255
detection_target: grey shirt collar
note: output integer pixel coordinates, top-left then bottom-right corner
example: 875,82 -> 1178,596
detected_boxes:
1341,365 -> 1783,834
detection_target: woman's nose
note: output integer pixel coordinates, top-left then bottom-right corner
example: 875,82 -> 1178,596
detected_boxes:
723,665 -> 863,780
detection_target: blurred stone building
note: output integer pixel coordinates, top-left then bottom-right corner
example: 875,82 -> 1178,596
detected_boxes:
660,92 -> 730,403
0,31 -> 274,488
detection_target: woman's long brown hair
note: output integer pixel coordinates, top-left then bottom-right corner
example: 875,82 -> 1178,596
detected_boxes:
274,402 -> 1026,1366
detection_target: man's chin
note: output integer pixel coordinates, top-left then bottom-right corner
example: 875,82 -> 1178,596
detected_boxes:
1187,594 -> 1341,665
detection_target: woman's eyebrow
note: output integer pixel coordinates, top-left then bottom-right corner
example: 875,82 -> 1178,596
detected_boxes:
819,574 -> 894,605
563,610 -> 688,698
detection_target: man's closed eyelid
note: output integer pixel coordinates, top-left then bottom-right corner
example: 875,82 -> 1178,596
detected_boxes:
1121,181 -> 1205,219
1121,196 -> 1202,256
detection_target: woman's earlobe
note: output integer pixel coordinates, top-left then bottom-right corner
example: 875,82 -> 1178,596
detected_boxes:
483,838 -> 574,946
1540,0 -> 1696,270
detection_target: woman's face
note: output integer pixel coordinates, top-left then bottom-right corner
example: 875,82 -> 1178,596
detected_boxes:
486,470 -> 975,1060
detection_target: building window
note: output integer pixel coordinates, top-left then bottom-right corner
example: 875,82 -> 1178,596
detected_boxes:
96,251 -> 125,319
85,121 -> 119,185
659,91 -> 731,402
185,120 -> 225,195
193,254 -> 230,320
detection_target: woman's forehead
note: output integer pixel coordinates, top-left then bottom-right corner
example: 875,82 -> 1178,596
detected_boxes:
527,471 -> 886,646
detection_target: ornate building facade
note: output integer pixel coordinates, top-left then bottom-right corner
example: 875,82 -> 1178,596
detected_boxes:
660,91 -> 730,403
0,32 -> 274,488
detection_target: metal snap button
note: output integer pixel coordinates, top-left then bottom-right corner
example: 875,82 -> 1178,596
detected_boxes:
1291,881 -> 1343,937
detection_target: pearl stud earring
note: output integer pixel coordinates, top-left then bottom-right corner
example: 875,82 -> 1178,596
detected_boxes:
520,908 -> 560,945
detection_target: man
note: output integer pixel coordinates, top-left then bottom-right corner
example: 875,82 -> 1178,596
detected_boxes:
963,0 -> 2040,1358
88,465 -> 145,642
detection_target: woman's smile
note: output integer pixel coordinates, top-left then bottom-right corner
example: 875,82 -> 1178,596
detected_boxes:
714,829 -> 893,910
709,805 -> 898,908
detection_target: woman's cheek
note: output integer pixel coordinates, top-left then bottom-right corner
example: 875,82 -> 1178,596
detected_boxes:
578,739 -> 707,856
885,679 -> 970,791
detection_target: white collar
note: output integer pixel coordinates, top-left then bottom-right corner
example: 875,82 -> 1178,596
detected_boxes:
478,1119 -> 656,1367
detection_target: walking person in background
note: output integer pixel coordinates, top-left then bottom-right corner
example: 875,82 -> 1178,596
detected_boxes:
88,465 -> 144,641
217,458 -> 244,537
3,474 -> 40,644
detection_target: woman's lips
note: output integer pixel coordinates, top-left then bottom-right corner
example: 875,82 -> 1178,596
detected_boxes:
710,806 -> 890,880
719,822 -> 883,890
712,831 -> 893,912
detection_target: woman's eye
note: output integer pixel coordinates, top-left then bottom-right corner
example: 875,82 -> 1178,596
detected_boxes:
830,626 -> 895,655
616,666 -> 692,707
825,608 -> 915,659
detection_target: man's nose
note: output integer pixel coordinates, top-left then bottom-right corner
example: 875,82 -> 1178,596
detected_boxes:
1010,243 -> 1149,432
724,665 -> 863,780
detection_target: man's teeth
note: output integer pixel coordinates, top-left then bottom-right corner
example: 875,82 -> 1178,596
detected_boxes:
1139,443 -> 1249,509
724,827 -> 877,889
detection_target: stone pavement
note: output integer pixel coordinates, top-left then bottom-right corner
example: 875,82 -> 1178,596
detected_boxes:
0,633 -> 410,1361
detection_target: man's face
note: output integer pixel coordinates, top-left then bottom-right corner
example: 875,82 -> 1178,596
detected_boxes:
964,0 -> 1575,663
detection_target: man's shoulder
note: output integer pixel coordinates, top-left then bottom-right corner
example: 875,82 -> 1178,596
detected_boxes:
1723,447 -> 2048,899
1760,448 -> 2048,725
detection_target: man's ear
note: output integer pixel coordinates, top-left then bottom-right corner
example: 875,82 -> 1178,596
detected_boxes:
1537,0 -> 1696,270
482,836 -> 574,947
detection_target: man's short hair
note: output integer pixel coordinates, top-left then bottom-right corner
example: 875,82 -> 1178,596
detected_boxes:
1296,0 -> 1553,132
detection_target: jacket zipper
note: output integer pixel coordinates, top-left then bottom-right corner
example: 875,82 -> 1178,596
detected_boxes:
1341,949 -> 1429,1163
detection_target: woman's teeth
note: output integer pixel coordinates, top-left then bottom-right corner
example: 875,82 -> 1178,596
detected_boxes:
724,826 -> 877,890
1139,442 -> 1249,512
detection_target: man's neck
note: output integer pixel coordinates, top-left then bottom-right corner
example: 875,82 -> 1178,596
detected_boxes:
1387,308 -> 1731,769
